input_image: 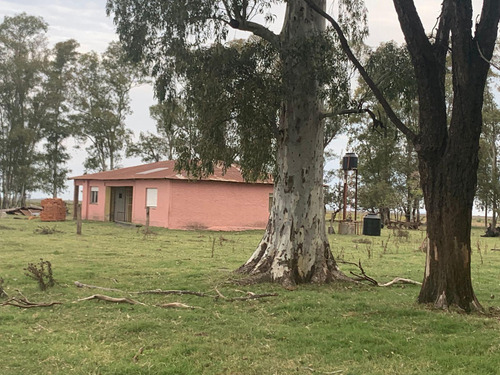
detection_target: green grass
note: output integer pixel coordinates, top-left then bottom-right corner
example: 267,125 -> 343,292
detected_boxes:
1,217 -> 500,374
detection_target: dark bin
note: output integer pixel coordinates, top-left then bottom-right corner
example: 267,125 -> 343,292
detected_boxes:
363,214 -> 381,236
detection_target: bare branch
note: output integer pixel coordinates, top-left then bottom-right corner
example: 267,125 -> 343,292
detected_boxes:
215,287 -> 278,301
133,289 -> 212,297
477,41 -> 500,71
75,294 -> 146,305
337,259 -> 421,287
74,280 -> 125,293
155,302 -> 201,309
304,0 -> 417,144
1,297 -> 62,309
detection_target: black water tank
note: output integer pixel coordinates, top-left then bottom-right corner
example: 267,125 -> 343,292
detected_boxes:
363,214 -> 381,236
342,153 -> 358,171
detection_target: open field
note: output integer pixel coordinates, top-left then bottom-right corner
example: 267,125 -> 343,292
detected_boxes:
1,217 -> 500,374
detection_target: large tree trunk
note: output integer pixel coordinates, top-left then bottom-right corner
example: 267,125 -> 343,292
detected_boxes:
238,0 -> 344,286
417,119 -> 482,311
392,0 -> 499,311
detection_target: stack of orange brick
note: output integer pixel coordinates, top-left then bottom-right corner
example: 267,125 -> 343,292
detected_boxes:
40,198 -> 67,222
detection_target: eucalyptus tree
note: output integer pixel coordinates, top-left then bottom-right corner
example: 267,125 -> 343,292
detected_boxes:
0,13 -> 48,207
308,0 -> 500,310
73,42 -> 137,172
38,39 -> 80,198
107,0 -> 367,285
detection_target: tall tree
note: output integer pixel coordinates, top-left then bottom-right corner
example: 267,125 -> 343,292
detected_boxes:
0,13 -> 48,207
107,0 -> 366,285
38,39 -> 80,198
349,42 -> 420,225
476,86 -> 500,228
307,0 -> 500,310
126,97 -> 189,162
73,42 -> 136,172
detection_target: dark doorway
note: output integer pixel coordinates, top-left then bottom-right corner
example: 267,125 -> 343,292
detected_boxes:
111,187 -> 133,222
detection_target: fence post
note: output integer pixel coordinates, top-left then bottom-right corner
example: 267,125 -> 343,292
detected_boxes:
76,204 -> 82,235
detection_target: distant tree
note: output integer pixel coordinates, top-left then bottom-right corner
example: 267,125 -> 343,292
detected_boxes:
126,97 -> 189,162
348,42 -> 420,225
38,39 -> 80,198
309,0 -> 500,310
126,132 -> 169,163
107,0 -> 367,285
476,87 -> 500,228
0,13 -> 48,207
73,42 -> 137,172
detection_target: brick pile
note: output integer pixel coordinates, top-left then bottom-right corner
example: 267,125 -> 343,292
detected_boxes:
40,198 -> 67,222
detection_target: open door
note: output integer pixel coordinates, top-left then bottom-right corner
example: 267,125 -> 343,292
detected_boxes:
110,187 -> 133,222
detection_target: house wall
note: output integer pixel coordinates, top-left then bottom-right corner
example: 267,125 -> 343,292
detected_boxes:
168,180 -> 273,231
76,180 -> 108,221
74,178 -> 273,231
132,180 -> 171,227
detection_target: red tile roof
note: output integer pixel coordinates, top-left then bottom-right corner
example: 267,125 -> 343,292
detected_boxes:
69,160 -> 273,184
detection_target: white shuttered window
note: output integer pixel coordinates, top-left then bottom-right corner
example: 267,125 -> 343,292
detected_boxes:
146,188 -> 158,207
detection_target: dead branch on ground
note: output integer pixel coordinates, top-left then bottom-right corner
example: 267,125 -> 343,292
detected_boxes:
132,347 -> 144,362
133,289 -> 212,297
74,281 -> 125,293
338,259 -> 421,287
1,296 -> 62,309
215,287 -> 278,301
75,294 -> 146,305
0,277 -> 7,298
155,302 -> 201,309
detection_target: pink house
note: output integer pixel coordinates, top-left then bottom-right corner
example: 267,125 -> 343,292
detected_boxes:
70,161 -> 273,231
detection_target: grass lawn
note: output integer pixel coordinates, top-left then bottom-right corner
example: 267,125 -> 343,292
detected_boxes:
1,216 -> 500,374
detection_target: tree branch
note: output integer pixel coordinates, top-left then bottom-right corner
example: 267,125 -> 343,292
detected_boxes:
337,259 -> 422,287
74,280 -> 125,293
229,18 -> 280,49
433,0 -> 452,66
1,297 -> 62,309
304,0 -> 417,144
75,294 -> 146,305
214,287 -> 278,301
475,0 -> 500,67
476,41 -> 500,71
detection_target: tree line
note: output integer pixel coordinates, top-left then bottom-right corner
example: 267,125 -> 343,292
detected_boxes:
342,42 -> 500,229
0,13 -> 139,208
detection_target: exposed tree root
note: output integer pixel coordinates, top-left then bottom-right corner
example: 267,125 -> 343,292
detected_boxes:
337,260 -> 422,287
75,294 -> 146,305
422,291 -> 484,313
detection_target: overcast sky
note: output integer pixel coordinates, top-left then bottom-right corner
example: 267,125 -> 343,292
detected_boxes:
0,0 -> 487,198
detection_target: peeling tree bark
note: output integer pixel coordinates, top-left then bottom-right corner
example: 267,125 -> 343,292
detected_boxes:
237,1 -> 346,286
